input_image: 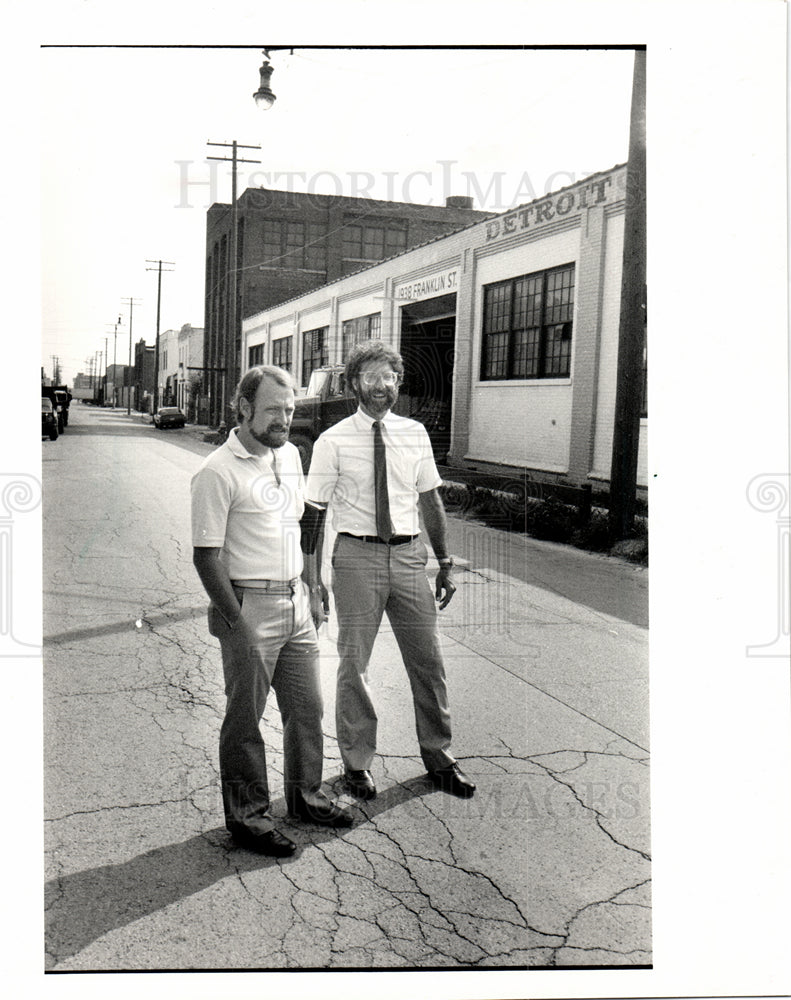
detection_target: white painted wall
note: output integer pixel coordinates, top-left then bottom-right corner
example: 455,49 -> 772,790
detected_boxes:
465,227 -> 581,471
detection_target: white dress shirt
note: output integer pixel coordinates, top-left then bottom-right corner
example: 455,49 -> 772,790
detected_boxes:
305,407 -> 442,536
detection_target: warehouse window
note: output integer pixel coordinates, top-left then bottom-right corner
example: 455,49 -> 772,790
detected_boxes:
341,314 -> 381,360
272,336 -> 293,373
261,220 -> 326,271
261,221 -> 283,266
248,344 -> 264,367
343,223 -> 406,263
481,264 -> 575,380
301,327 -> 328,387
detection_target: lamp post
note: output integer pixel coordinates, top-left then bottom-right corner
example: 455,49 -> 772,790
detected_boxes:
122,297 -> 142,414
113,315 -> 121,407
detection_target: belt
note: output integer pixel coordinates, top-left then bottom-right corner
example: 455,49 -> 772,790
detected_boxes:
232,577 -> 301,593
338,532 -> 419,546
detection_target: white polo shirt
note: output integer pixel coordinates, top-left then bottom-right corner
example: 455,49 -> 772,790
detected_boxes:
191,428 -> 304,581
305,407 -> 442,536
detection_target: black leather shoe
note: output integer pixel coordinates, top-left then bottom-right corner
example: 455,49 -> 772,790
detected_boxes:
230,827 -> 298,857
292,797 -> 354,828
344,769 -> 377,800
427,763 -> 476,798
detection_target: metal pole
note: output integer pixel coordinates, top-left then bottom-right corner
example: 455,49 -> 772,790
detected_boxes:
104,337 -> 109,405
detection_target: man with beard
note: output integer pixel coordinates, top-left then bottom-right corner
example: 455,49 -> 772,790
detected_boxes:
302,341 -> 476,803
191,365 -> 352,858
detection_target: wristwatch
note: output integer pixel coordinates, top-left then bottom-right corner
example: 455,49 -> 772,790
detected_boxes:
437,556 -> 454,569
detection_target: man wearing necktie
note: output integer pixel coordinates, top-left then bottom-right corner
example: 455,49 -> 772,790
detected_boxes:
302,341 -> 476,802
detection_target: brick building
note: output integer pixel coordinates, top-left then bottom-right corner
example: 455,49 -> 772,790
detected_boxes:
134,339 -> 155,412
203,188 -> 492,425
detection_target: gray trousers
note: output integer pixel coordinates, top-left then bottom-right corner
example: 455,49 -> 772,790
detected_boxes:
209,581 -> 324,834
331,533 -> 454,773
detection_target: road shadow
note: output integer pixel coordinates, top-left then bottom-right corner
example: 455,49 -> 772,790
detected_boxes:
44,604 -> 209,645
45,775 -> 433,971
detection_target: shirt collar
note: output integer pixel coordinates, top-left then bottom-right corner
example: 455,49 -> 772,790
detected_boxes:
354,405 -> 393,429
227,427 -> 259,460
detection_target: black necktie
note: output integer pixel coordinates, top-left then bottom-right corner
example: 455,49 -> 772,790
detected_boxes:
373,420 -> 394,542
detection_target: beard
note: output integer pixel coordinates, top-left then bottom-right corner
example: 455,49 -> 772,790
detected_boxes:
248,424 -> 289,449
358,384 -> 397,414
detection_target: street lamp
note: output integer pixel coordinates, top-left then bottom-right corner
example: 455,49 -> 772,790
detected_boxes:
252,51 -> 277,109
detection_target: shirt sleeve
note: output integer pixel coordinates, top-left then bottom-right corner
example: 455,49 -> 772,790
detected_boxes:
191,466 -> 231,547
415,425 -> 443,493
304,433 -> 339,506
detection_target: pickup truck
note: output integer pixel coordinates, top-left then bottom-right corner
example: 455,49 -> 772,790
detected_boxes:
290,364 -> 450,472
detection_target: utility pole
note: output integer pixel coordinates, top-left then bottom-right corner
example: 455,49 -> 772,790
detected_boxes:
104,337 -> 109,405
207,140 -> 261,426
121,297 -> 142,415
608,48 -> 647,543
145,260 -> 175,414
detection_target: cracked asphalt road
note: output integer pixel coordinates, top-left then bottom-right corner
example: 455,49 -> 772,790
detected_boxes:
43,406 -> 650,970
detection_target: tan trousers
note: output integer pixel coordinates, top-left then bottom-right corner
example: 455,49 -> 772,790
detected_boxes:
331,533 -> 454,772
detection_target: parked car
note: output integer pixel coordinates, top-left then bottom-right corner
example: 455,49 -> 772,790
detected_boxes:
42,397 -> 58,440
153,406 -> 186,429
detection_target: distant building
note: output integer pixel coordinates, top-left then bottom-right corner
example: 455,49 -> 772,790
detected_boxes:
203,187 -> 493,425
106,364 -> 131,407
134,339 -> 155,412
177,324 -> 204,419
156,327 -> 181,407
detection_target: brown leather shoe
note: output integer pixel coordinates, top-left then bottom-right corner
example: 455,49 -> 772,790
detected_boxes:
427,763 -> 476,798
344,769 -> 377,800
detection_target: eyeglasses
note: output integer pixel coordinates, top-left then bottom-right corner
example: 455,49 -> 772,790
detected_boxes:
360,371 -> 399,386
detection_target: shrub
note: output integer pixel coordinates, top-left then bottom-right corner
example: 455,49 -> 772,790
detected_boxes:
570,509 -> 611,552
524,495 -> 576,542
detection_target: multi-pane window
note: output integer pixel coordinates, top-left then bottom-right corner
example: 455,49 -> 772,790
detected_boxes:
343,223 -> 406,262
341,314 -> 382,360
481,265 -> 575,380
272,336 -> 293,373
248,344 -> 264,367
301,327 -> 328,387
304,223 -> 326,270
261,220 -> 326,271
261,222 -> 282,266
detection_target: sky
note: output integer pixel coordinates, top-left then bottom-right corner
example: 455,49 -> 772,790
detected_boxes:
40,46 -> 635,385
